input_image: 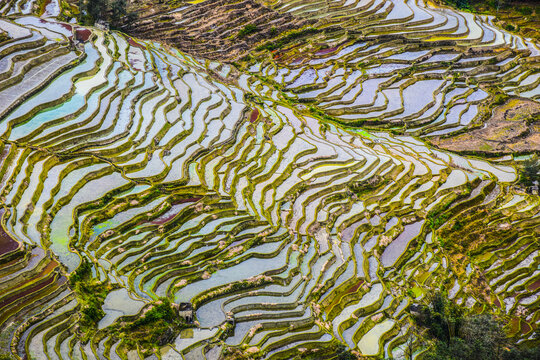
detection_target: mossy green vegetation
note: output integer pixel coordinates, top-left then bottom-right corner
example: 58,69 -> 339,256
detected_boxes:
76,0 -> 136,28
0,0 -> 539,358
69,258 -> 112,341
238,24 -> 258,38
438,0 -> 539,40
0,32 -> 9,43
414,292 -> 540,360
109,298 -> 189,352
518,156 -> 540,188
255,28 -> 319,52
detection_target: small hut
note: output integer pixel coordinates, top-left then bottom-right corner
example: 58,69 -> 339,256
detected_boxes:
178,302 -> 194,323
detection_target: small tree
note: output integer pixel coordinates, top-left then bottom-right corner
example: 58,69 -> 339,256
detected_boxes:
461,314 -> 506,360
86,0 -> 108,23
519,156 -> 540,188
110,0 -> 127,28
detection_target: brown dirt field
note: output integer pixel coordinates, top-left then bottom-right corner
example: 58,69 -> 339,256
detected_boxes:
430,97 -> 540,155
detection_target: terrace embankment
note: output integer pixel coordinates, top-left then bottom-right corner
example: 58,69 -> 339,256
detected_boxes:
0,209 -> 68,354
436,0 -> 540,41
0,1 -> 540,358
120,0 -> 313,61
430,98 -> 540,155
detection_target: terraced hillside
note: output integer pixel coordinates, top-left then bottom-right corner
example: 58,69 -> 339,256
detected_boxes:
0,0 -> 538,359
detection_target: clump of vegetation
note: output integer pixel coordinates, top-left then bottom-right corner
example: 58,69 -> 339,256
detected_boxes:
441,0 -> 472,10
517,6 -> 533,15
130,298 -> 176,327
413,292 -> 540,360
290,344 -> 356,359
427,201 -> 453,231
70,257 -> 189,352
492,92 -> 508,106
0,32 -> 9,43
256,28 -> 319,51
237,24 -> 258,38
77,0 -> 137,28
518,155 -> 540,188
69,257 -> 92,285
69,258 -> 112,340
349,175 -> 385,197
428,211 -> 451,231
309,106 -> 338,122
80,286 -> 106,328
113,298 -> 188,351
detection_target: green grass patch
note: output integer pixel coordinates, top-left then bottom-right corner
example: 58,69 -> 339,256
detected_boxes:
111,298 -> 190,352
255,27 -> 319,52
237,24 -> 258,38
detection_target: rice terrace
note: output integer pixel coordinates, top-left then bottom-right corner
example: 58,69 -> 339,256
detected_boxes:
0,0 -> 539,358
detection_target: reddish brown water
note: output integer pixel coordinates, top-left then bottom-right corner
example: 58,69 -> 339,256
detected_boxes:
0,262 -> 58,310
0,209 -> 19,256
315,46 -> 338,55
326,279 -> 364,311
249,109 -> 259,123
527,279 -> 540,291
75,28 -> 91,42
521,320 -> 532,334
127,37 -> 145,50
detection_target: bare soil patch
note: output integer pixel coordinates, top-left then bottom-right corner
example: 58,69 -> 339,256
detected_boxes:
430,98 -> 540,155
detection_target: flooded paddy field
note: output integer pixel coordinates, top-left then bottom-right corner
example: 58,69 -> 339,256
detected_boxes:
0,0 -> 538,358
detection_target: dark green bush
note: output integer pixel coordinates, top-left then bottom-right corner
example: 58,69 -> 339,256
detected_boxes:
81,302 -> 105,325
69,257 -> 92,286
492,93 -> 507,105
504,24 -> 516,31
256,28 -> 319,51
238,24 -> 258,38
0,32 -> 9,43
442,0 -> 471,10
77,0 -> 136,27
517,6 -> 533,15
133,298 -> 176,327
519,156 -> 540,188
414,292 -> 540,360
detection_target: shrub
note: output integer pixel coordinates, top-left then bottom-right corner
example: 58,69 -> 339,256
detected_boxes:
238,24 -> 258,38
132,298 -> 176,327
519,156 -> 540,188
110,0 -> 127,27
256,28 -> 319,51
504,24 -> 515,32
0,32 -> 10,43
517,6 -> 533,16
442,0 -> 471,10
427,211 -> 450,230
69,257 -> 92,286
77,0 -> 136,27
413,292 -> 539,360
116,297 -> 188,351
81,302 -> 105,325
492,93 -> 507,106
